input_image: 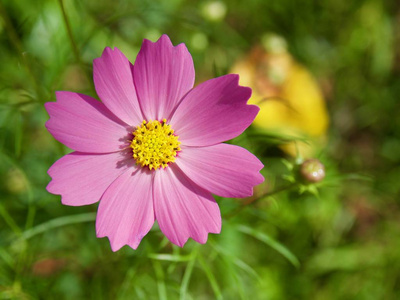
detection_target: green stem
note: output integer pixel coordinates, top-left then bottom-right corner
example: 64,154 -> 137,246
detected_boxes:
179,247 -> 197,300
0,2 -> 44,102
198,254 -> 222,300
58,0 -> 82,65
57,0 -> 94,94
0,203 -> 22,236
0,150 -> 35,230
152,261 -> 167,300
225,182 -> 298,219
19,212 -> 96,241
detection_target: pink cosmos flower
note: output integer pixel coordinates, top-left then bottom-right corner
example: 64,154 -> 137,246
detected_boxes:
45,35 -> 264,251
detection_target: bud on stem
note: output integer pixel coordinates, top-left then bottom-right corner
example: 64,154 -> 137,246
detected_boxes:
299,159 -> 325,183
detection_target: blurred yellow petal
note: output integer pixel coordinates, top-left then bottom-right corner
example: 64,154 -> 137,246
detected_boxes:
281,63 -> 329,137
231,37 -> 329,157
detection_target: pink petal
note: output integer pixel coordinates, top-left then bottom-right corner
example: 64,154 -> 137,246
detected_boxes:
47,151 -> 135,206
93,47 -> 144,125
133,35 -> 195,121
153,165 -> 221,247
170,74 -> 259,146
96,168 -> 154,251
176,144 -> 264,198
45,92 -> 130,153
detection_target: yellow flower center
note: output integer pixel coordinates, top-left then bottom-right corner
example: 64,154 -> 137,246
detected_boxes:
130,119 -> 181,170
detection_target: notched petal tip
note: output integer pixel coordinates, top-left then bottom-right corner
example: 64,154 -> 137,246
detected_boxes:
44,92 -> 130,153
169,72 -> 259,144
195,223 -> 222,246
97,46 -> 121,59
44,92 -> 69,130
174,42 -> 192,58
249,155 -> 265,189
223,73 -> 254,104
154,34 -> 173,45
246,103 -> 260,123
143,34 -> 187,50
154,167 -> 221,248
93,44 -> 144,125
173,229 -> 221,248
187,223 -> 221,247
44,112 -> 52,130
93,47 -> 126,70
175,237 -> 189,248
241,85 -> 253,102
141,34 -> 171,48
251,103 -> 260,112
134,33 -> 195,120
45,180 -> 56,194
96,231 -> 143,252
44,100 -> 61,132
176,144 -> 264,198
47,182 -> 81,207
54,90 -> 68,98
100,235 -> 126,252
231,73 -> 253,102
111,243 -> 124,252
95,169 -> 154,252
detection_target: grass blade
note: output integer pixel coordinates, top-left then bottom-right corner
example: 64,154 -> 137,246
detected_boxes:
20,212 -> 96,241
148,253 -> 193,262
237,224 -> 300,268
198,254 -> 223,300
180,247 -> 198,300
152,260 -> 167,300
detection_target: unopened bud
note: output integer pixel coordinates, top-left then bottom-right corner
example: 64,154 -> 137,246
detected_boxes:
300,159 -> 325,183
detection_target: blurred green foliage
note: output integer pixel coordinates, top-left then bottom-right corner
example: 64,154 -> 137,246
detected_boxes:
1,0 -> 400,299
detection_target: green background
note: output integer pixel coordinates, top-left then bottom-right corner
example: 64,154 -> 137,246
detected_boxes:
1,0 -> 400,299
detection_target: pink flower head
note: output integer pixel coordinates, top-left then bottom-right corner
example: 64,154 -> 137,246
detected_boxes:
45,35 -> 264,251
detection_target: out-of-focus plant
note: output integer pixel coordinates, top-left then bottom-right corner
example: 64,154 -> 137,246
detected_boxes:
231,33 -> 329,157
1,0 -> 400,299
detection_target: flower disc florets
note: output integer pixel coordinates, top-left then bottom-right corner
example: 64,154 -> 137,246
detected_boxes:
130,119 -> 181,170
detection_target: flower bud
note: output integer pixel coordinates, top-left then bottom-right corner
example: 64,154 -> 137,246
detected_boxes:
299,159 -> 325,183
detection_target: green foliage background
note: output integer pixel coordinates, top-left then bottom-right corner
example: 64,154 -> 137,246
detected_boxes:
1,0 -> 400,299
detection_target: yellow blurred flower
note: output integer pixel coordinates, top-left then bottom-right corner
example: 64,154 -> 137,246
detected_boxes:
231,35 -> 329,157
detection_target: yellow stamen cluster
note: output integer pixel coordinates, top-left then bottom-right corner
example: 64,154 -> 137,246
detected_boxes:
130,119 -> 181,170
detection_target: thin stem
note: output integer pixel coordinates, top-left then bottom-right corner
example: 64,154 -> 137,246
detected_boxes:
152,261 -> 167,300
0,150 -> 35,231
180,246 -> 198,300
57,0 -> 94,93
0,203 -> 22,236
198,254 -> 222,300
19,212 -> 96,241
0,2 -> 44,102
225,182 -> 298,219
58,0 -> 82,65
